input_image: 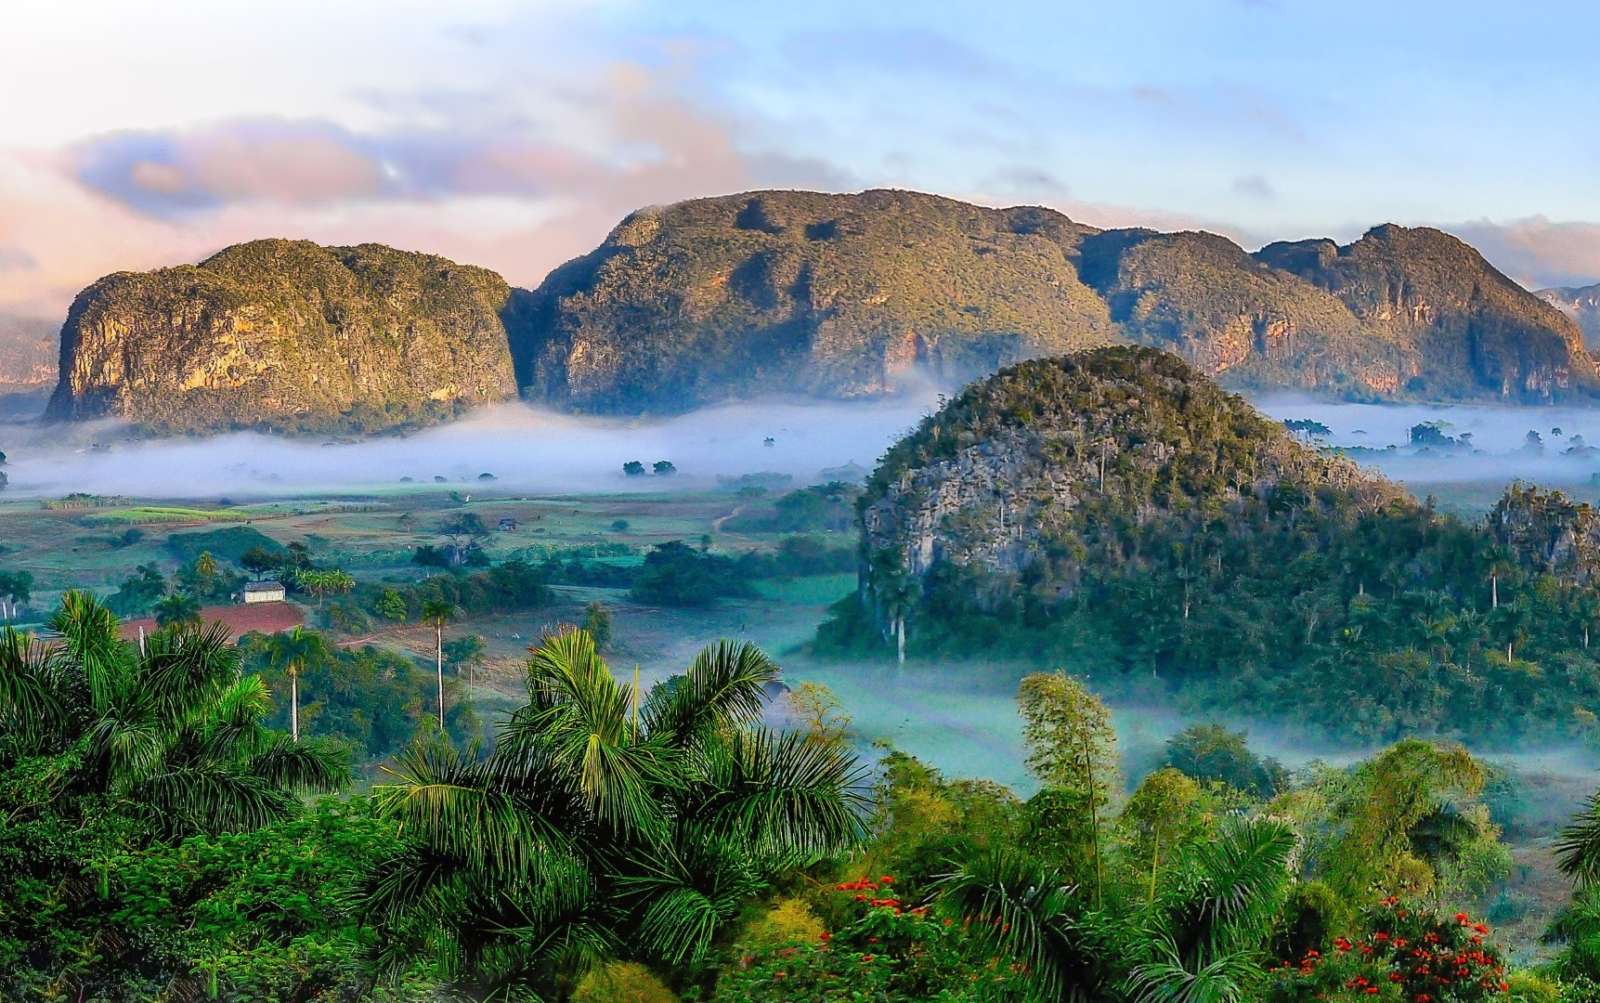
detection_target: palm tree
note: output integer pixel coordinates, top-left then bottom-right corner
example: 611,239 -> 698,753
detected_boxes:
153,591 -> 201,628
364,629 -> 868,999
937,816 -> 1294,1003
265,626 -> 328,743
0,591 -> 346,836
420,598 -> 455,729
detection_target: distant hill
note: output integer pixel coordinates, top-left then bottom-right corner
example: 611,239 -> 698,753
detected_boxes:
518,191 -> 1596,411
820,345 -> 1600,744
44,190 -> 1600,433
1537,282 -> 1600,349
46,240 -> 519,433
0,313 -> 57,386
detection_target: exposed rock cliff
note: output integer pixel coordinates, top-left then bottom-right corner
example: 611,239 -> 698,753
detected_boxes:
513,189 -> 1115,412
46,240 -> 519,432
45,192 -> 1600,432
516,193 -> 1597,411
1257,225 -> 1596,400
0,314 -> 57,386
852,346 -> 1399,629
1537,282 -> 1600,350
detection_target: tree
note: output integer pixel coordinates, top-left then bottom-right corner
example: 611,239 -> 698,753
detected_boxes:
364,631 -> 867,998
1163,723 -> 1285,797
1118,767 -> 1208,903
0,592 -> 346,832
784,680 -> 852,748
1017,671 -> 1117,904
0,594 -> 348,998
297,568 -> 354,606
653,460 -> 676,476
376,588 -> 408,623
623,460 -> 646,476
420,598 -> 455,729
265,627 -> 329,743
153,592 -> 201,629
239,545 -> 281,576
583,600 -> 613,649
0,570 -> 31,621
443,633 -> 487,684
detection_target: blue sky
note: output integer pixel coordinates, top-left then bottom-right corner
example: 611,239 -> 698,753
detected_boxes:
2,0 -> 1599,315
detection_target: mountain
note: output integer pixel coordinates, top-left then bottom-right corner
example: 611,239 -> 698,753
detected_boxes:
1537,282 -> 1600,349
46,190 -> 1600,432
515,192 -> 1594,411
819,346 -> 1600,743
0,313 -> 57,386
512,189 -> 1115,412
46,240 -> 519,433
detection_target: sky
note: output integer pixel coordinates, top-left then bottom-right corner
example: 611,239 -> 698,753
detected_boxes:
3,0 -> 1600,319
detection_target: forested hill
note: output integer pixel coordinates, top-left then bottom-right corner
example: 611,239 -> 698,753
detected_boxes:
45,189 -> 1600,433
516,190 -> 1595,411
821,346 -> 1600,744
46,240 -> 520,433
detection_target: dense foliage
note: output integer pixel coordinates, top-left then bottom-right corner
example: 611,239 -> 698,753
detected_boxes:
829,348 -> 1600,744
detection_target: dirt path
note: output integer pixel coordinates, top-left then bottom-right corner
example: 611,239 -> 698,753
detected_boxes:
710,503 -> 747,534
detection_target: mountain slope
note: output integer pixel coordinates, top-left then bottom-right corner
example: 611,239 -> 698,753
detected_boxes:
0,313 -> 57,386
44,191 -> 1600,432
1537,282 -> 1600,349
46,240 -> 519,433
513,189 -> 1116,412
821,345 -> 1600,744
516,192 -> 1597,411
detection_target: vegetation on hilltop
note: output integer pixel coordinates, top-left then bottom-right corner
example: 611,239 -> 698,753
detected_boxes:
827,346 -> 1600,743
46,239 -> 519,433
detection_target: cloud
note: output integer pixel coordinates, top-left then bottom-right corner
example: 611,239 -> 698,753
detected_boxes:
0,57 -> 855,316
0,244 -> 36,272
70,119 -> 387,212
1231,174 -> 1276,201
1447,216 -> 1600,289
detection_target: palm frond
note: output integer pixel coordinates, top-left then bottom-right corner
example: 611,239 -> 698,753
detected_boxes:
373,740 -> 580,881
132,765 -> 295,835
48,590 -> 131,712
1158,817 -> 1295,967
0,626 -> 70,750
248,734 -> 350,793
1125,937 -> 1265,1003
641,640 -> 777,747
688,728 -> 869,858
935,846 -> 1104,1002
1559,791 -> 1600,886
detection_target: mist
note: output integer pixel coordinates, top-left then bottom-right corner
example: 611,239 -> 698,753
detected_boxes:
1254,393 -> 1600,487
0,393 -> 939,499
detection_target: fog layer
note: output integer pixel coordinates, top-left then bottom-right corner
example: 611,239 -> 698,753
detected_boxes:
0,395 -> 938,499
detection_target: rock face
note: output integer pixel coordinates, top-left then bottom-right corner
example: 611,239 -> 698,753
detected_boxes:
46,240 -> 519,432
1537,282 -> 1600,350
852,346 -> 1401,635
0,314 -> 57,386
1257,225 -> 1595,400
513,190 -> 1115,412
516,191 -> 1598,411
45,191 -> 1600,432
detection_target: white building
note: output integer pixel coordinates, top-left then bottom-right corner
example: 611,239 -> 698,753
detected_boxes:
243,580 -> 287,604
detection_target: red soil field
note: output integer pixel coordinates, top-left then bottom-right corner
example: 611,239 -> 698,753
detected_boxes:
119,602 -> 305,644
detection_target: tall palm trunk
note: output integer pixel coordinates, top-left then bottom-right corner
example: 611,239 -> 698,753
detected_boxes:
290,665 -> 300,743
435,621 -> 445,729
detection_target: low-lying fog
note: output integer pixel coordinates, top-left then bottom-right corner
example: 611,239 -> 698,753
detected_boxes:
0,395 -> 939,499
3,391 -> 1600,499
1254,394 -> 1600,486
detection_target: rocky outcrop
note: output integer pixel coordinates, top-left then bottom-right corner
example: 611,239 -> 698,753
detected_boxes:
516,193 -> 1598,412
513,190 -> 1116,412
44,192 -> 1600,433
0,314 -> 57,386
1258,226 -> 1597,401
1537,282 -> 1600,351
854,347 -> 1400,632
46,240 -> 519,432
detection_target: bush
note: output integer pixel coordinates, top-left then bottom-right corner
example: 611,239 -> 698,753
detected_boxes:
573,962 -> 676,1002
